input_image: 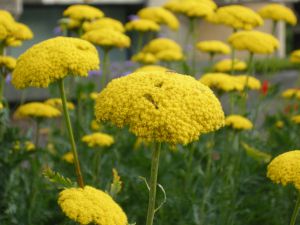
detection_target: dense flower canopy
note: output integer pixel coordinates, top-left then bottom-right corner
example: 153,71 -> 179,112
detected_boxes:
58,186 -> 128,225
12,37 -> 99,89
137,7 -> 179,30
228,30 -> 279,54
125,19 -> 160,32
258,4 -> 297,25
81,132 -> 114,147
267,150 -> 300,190
14,102 -> 61,119
82,28 -> 130,49
213,59 -> 247,72
63,5 -> 104,21
0,56 -> 16,72
196,40 -> 231,55
83,18 -> 125,33
212,5 -> 263,30
225,115 -> 253,130
95,71 -> 225,145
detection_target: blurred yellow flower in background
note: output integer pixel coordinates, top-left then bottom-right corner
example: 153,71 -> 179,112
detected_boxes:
290,50 -> 300,63
258,4 -> 297,25
197,40 -> 231,55
14,102 -> 61,119
62,151 -> 74,164
292,115 -> 300,124
282,88 -> 300,99
125,19 -> 160,32
63,4 -> 104,21
213,58 -> 247,72
83,17 -> 125,33
225,115 -> 253,130
81,132 -> 114,148
0,56 -> 16,71
45,98 -> 75,111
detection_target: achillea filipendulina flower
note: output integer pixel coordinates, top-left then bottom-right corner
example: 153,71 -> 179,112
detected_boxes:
90,92 -> 98,100
81,132 -> 114,148
95,71 -> 225,145
83,18 -> 125,33
199,73 -> 260,92
25,141 -> 35,151
267,150 -> 300,190
125,19 -> 160,32
0,56 -> 16,71
290,50 -> 300,63
228,30 -> 279,54
132,52 -> 157,64
258,4 -> 297,25
12,37 -> 99,89
0,102 -> 3,110
90,120 -> 101,131
164,0 -> 216,19
292,115 -> 300,124
14,102 -> 61,119
82,28 -> 130,49
196,40 -> 231,55
11,22 -> 33,41
144,37 -> 182,53
213,59 -> 247,72
282,88 -> 300,99
58,186 -> 128,225
62,151 -> 74,163
0,10 -> 16,40
135,65 -> 169,72
137,7 -> 179,30
225,114 -> 253,130
44,98 -> 75,110
275,120 -> 284,128
212,5 -> 263,30
63,5 -> 104,21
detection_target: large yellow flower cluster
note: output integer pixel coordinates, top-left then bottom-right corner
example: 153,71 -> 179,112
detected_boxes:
228,30 -> 279,54
81,132 -> 114,148
95,71 -> 225,145
83,18 -> 125,33
44,98 -> 75,111
258,4 -> 297,25
212,5 -> 263,30
281,88 -> 300,99
82,28 -> 130,49
63,5 -> 104,21
213,59 -> 247,72
14,102 -> 61,119
0,10 -> 33,47
267,150 -> 300,190
164,0 -> 216,19
196,40 -> 231,55
12,37 -> 99,89
58,186 -> 128,225
0,56 -> 16,71
225,115 -> 253,130
125,19 -> 160,32
135,65 -> 169,72
290,50 -> 300,63
132,38 -> 183,63
200,73 -> 261,92
137,7 -> 179,30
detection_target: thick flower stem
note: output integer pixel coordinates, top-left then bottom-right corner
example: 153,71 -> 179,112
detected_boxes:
101,48 -> 110,89
290,192 -> 300,225
58,78 -> 84,188
230,29 -> 237,75
137,32 -> 143,53
35,119 -> 41,148
146,142 -> 161,225
0,75 -> 4,103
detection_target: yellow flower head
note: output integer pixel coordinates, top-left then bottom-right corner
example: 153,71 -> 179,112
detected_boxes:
90,119 -> 101,131
267,150 -> 300,190
213,58 -> 247,72
82,28 -> 130,49
0,10 -> 16,40
90,92 -> 98,100
135,65 -> 169,72
275,120 -> 284,128
290,50 -> 300,63
83,18 -> 125,33
0,102 -> 3,111
132,52 -> 157,64
95,71 -> 225,145
63,5 -> 104,21
228,30 -> 279,54
258,4 -> 297,25
81,132 -> 114,148
199,73 -> 260,92
125,19 -> 160,32
213,5 -> 263,30
12,37 -> 99,89
164,0 -> 216,19
196,40 -> 231,55
0,56 -> 16,72
292,115 -> 300,124
281,88 -> 300,99
44,98 -> 75,110
11,22 -> 34,41
62,151 -> 74,164
58,186 -> 128,225
25,141 -> 36,151
14,102 -> 61,119
137,7 -> 179,30
225,114 -> 253,130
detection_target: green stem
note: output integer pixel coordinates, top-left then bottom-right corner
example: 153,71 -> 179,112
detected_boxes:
137,32 -> 143,53
230,29 -> 237,75
58,78 -> 84,188
101,48 -> 110,89
247,52 -> 254,75
35,120 -> 40,148
93,149 -> 102,185
290,192 -> 300,225
272,21 -> 278,36
191,18 -> 198,76
0,74 -> 4,103
146,142 -> 162,225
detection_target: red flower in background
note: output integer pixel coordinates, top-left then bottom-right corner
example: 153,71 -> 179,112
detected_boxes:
261,80 -> 269,95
